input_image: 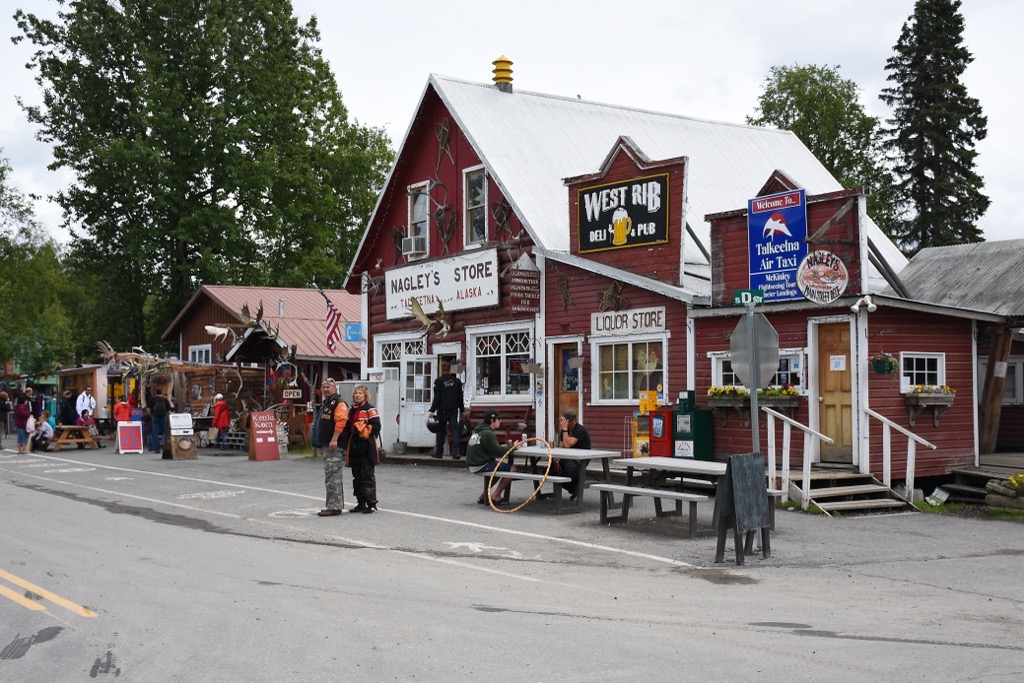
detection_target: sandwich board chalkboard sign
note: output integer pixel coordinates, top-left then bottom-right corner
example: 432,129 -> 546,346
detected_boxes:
714,452 -> 771,565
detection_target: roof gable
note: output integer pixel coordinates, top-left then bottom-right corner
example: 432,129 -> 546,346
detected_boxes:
162,285 -> 361,360
428,74 -> 907,277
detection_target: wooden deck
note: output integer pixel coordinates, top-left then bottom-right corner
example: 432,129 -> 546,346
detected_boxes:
978,452 -> 1024,476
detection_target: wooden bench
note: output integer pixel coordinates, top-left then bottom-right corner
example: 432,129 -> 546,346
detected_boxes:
473,470 -> 573,513
455,405 -> 533,455
590,483 -> 711,537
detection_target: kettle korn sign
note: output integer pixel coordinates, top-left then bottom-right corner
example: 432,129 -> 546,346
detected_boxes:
796,250 -> 849,304
578,174 -> 669,253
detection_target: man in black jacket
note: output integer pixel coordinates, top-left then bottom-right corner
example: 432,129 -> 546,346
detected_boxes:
428,361 -> 465,459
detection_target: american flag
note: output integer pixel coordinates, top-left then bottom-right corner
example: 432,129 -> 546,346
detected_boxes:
318,287 -> 342,353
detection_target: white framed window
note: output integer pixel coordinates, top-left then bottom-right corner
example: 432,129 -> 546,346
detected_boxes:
376,337 -> 426,372
189,344 -> 212,364
467,322 -> 533,400
405,181 -> 430,259
708,349 -> 805,392
593,336 -> 666,403
464,166 -> 487,244
900,352 -> 945,391
979,356 -> 1023,405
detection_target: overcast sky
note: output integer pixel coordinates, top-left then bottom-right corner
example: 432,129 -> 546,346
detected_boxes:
2,0 -> 1019,243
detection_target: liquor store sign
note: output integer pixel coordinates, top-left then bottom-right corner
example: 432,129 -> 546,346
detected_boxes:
577,173 -> 669,253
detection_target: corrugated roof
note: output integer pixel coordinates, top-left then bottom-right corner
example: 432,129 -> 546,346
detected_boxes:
168,285 -> 361,361
882,239 -> 1024,319
429,75 -> 909,285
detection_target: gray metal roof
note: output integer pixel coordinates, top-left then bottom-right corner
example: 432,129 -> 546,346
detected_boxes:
882,239 -> 1024,320
428,75 -> 908,285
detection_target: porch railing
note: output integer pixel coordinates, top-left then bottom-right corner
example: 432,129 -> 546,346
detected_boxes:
762,406 -> 834,511
864,408 -> 936,502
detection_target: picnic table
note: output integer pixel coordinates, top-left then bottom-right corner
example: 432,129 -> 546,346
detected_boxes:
592,457 -> 728,536
476,445 -> 620,514
51,425 -> 99,452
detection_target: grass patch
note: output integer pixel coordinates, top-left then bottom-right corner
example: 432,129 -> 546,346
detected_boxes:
915,500 -> 1024,522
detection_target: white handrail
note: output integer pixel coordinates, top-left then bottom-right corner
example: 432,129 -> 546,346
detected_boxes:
864,408 -> 937,501
762,406 -> 834,511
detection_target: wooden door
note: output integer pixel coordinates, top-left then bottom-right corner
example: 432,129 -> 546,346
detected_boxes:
554,344 -> 580,421
817,323 -> 853,462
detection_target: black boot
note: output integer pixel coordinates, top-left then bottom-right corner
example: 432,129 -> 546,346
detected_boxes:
352,501 -> 368,513
361,503 -> 377,514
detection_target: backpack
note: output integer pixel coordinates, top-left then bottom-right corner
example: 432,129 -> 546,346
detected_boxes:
152,397 -> 168,418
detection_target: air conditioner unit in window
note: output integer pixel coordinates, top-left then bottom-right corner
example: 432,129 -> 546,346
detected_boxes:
401,236 -> 427,256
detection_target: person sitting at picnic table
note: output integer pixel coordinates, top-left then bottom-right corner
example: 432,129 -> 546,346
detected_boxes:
465,409 -> 518,507
77,409 -> 104,448
556,409 -> 591,500
30,409 -> 54,452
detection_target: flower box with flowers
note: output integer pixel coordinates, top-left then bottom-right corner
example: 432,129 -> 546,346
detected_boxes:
707,385 -> 801,426
904,385 -> 955,426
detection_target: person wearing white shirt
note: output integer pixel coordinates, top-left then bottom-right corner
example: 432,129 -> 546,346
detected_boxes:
76,387 -> 97,417
30,410 -> 54,452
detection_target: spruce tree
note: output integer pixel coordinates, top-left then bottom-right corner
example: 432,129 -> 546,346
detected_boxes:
880,0 -> 989,254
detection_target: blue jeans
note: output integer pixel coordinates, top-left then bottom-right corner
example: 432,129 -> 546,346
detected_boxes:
150,416 -> 166,452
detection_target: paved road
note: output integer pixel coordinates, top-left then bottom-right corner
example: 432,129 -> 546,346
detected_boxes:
2,447 -> 1022,682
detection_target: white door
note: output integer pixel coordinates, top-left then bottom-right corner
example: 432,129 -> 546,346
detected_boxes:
398,355 -> 436,448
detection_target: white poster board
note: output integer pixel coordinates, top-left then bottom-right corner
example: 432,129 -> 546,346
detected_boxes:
116,422 -> 145,454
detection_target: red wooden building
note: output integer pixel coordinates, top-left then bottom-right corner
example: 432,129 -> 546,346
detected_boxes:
345,57 -> 1024,485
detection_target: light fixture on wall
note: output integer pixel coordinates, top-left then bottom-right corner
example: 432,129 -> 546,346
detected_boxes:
850,295 -> 877,313
567,354 -> 585,369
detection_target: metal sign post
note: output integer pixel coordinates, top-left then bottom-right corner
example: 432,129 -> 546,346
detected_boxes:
730,292 -> 779,456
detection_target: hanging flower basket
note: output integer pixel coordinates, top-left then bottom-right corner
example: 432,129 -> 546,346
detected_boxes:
869,352 -> 899,375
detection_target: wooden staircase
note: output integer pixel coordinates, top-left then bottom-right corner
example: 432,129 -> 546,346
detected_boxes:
787,468 -> 914,515
945,467 -> 1016,503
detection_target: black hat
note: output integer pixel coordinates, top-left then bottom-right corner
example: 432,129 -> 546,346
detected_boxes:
483,409 -> 501,423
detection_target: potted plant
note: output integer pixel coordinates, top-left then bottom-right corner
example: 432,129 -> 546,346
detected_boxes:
905,385 -> 956,426
869,351 -> 899,375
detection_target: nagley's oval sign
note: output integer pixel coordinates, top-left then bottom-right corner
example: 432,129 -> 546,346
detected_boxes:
591,306 -> 666,336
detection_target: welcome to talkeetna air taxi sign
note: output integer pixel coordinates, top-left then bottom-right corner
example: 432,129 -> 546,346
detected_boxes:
747,189 -> 808,302
578,174 -> 669,254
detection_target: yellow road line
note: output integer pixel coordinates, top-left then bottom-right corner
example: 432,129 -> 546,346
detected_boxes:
0,568 -> 98,618
0,583 -> 48,612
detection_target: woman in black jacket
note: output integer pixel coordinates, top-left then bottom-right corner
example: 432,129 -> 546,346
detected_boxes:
341,385 -> 382,513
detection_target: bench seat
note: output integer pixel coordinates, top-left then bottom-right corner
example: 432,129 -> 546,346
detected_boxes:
590,483 -> 710,537
473,470 -> 573,513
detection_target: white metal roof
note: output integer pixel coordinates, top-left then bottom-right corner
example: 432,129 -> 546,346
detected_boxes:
429,74 -> 908,284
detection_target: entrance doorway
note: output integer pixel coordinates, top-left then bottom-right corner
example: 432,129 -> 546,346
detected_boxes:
398,355 -> 436,449
816,322 -> 853,463
554,343 -> 581,423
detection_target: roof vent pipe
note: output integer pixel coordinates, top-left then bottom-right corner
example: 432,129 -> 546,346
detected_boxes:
492,55 -> 513,93
278,298 -> 285,317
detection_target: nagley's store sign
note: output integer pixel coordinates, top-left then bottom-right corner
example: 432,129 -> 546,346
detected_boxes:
591,306 -> 666,336
577,173 -> 669,253
385,249 -> 499,320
